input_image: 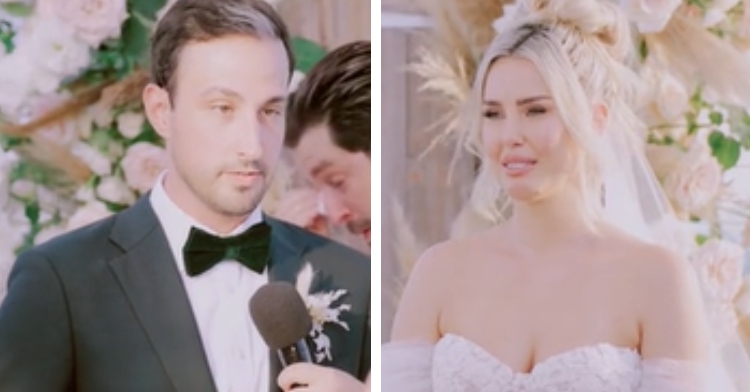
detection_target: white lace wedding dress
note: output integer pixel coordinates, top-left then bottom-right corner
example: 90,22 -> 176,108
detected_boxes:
382,333 -> 717,391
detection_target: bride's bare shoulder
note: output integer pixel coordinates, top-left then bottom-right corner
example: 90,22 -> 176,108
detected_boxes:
412,226 -> 508,276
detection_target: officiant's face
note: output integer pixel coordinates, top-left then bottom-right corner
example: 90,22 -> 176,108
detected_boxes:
150,35 -> 289,221
480,56 -> 577,203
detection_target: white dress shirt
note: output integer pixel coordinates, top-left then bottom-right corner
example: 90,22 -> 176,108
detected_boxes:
150,172 -> 269,392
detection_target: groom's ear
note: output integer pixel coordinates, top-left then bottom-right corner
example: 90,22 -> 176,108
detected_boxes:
592,102 -> 610,135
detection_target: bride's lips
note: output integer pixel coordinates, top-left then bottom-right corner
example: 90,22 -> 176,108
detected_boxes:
501,156 -> 537,177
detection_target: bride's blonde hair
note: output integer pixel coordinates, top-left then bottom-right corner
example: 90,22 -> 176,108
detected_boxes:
465,0 -> 646,227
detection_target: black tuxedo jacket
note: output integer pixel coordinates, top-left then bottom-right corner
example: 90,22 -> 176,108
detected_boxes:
0,195 -> 370,392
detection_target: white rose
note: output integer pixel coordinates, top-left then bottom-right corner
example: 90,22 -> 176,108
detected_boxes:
24,16 -> 91,84
36,185 -> 64,213
34,225 -> 69,245
96,176 -> 136,205
67,201 -> 111,231
116,112 -> 145,139
655,72 -> 689,122
289,71 -> 305,93
619,0 -> 682,33
74,186 -> 96,203
0,53 -> 36,119
71,142 -> 112,176
52,0 -> 129,48
10,180 -> 36,200
664,141 -> 722,215
691,239 -> 745,344
691,239 -> 745,302
121,143 -> 168,194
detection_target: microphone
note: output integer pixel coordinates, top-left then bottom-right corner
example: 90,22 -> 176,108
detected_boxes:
250,281 -> 313,367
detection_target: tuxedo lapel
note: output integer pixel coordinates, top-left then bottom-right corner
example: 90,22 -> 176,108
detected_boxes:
107,197 -> 216,392
265,216 -> 309,392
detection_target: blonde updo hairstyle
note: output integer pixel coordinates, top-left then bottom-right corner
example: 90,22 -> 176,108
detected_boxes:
465,0 -> 645,228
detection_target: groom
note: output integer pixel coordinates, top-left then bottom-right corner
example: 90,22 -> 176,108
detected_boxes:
0,1 -> 370,391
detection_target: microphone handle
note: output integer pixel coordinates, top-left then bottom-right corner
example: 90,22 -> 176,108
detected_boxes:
277,339 -> 312,367
278,340 -> 313,390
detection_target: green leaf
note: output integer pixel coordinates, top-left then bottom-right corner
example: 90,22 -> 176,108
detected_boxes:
709,111 -> 724,125
1,3 -> 33,17
695,234 -> 708,246
24,203 -> 39,225
708,131 -> 741,169
0,21 -> 14,53
127,0 -> 168,20
120,17 -> 151,67
291,37 -> 326,73
639,39 -> 648,60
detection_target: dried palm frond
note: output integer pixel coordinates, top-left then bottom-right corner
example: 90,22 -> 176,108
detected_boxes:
649,12 -> 750,110
16,135 -> 92,188
0,85 -> 106,138
408,47 -> 470,159
98,68 -> 150,110
407,0 -> 510,163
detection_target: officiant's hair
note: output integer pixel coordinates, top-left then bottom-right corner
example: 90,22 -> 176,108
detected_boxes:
284,40 -> 371,156
464,0 -> 645,226
150,0 -> 295,101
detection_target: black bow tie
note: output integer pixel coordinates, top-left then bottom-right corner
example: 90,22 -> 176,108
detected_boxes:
182,221 -> 272,277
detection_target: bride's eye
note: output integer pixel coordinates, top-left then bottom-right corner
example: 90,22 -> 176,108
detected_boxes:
527,106 -> 547,116
482,110 -> 500,119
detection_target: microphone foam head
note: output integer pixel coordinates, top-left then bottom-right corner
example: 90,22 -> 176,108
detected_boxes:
249,281 -> 313,350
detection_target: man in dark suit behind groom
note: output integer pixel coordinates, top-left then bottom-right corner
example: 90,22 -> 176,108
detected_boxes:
0,1 -> 370,391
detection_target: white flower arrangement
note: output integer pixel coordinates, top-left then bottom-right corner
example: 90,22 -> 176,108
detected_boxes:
294,263 -> 351,363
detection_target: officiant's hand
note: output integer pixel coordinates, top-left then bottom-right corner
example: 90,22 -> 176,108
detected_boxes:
277,363 -> 364,391
272,189 -> 329,236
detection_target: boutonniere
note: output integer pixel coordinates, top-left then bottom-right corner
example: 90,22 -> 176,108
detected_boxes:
295,263 -> 351,363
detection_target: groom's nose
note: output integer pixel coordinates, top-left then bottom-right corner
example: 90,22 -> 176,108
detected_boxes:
321,189 -> 352,225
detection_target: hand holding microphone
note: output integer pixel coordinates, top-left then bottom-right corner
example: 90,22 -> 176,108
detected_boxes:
250,282 -> 365,391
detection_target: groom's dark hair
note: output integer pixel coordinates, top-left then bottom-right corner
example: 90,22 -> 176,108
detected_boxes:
150,0 -> 294,102
285,40 -> 371,156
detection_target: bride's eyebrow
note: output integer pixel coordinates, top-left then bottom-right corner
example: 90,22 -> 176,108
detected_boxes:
517,95 -> 551,105
482,96 -> 551,106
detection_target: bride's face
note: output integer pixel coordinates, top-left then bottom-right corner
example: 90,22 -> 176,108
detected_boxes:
480,56 -> 577,203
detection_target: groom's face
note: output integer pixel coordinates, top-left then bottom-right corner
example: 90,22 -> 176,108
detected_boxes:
147,34 -> 289,219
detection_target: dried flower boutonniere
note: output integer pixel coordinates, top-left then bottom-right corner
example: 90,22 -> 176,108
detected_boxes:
295,262 -> 352,362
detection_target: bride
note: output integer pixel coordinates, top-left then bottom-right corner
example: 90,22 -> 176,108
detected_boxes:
383,0 -> 750,390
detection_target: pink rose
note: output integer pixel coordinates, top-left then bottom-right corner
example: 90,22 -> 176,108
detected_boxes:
121,142 -> 168,194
